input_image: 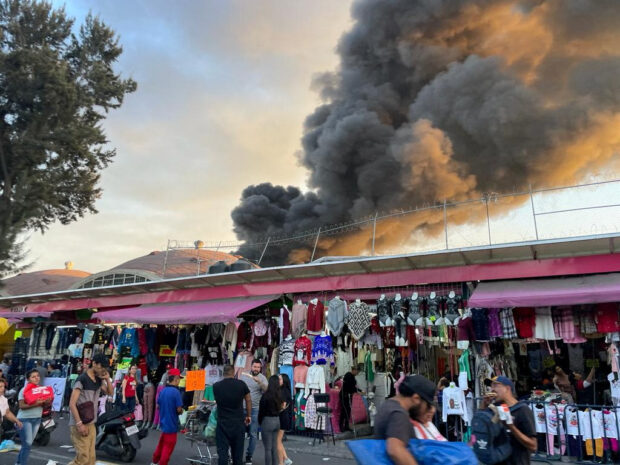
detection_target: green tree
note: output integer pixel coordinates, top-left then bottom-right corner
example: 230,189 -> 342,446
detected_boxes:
0,0 -> 136,277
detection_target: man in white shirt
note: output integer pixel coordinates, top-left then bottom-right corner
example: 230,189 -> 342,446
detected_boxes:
240,359 -> 267,465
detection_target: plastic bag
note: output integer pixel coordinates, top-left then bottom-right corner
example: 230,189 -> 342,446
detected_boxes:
134,404 -> 143,421
23,383 -> 54,405
347,438 -> 478,465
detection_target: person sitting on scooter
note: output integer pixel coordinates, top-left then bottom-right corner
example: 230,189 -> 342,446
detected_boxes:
0,379 -> 22,431
121,365 -> 140,414
16,369 -> 50,465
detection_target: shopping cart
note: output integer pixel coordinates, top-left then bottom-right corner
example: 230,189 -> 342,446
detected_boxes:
184,401 -> 218,465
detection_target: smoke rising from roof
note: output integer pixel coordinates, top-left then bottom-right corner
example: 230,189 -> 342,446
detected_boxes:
232,0 -> 620,264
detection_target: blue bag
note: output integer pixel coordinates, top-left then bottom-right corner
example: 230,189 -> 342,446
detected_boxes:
347,438 -> 478,465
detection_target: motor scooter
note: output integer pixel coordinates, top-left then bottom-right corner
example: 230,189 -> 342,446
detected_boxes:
95,408 -> 148,462
33,406 -> 56,446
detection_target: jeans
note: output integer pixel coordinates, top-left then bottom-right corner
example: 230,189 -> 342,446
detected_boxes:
260,416 -> 280,465
246,407 -> 259,457
122,396 -> 136,413
45,325 -> 56,351
32,324 -> 44,355
16,418 -> 41,465
152,432 -> 177,465
217,421 -> 245,465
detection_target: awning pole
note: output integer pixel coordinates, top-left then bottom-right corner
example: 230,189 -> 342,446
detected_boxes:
311,227 -> 322,262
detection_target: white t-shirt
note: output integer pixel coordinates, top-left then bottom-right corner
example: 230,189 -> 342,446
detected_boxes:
205,364 -> 223,385
0,396 -> 9,416
566,407 -> 579,436
603,411 -> 619,439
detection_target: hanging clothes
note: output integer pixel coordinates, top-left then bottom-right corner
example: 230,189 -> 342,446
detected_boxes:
513,307 -> 536,338
305,364 -> 326,397
250,319 -> 271,350
311,334 -> 334,365
534,307 -> 557,340
279,307 -> 291,342
291,302 -> 308,338
346,301 -> 371,340
278,337 -> 295,366
499,308 -> 517,339
326,298 -> 347,336
306,301 -> 325,335
471,308 -> 489,341
293,336 -> 312,366
487,309 -> 503,338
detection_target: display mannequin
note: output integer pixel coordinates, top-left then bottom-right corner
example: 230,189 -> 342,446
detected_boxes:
407,292 -> 424,325
376,295 -> 390,327
426,292 -> 442,323
444,291 -> 462,325
393,294 -> 408,347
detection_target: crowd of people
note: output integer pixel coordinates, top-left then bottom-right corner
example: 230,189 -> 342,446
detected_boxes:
375,373 -> 537,465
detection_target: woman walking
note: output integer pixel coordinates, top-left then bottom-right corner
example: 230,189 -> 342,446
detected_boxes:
121,365 -> 139,413
258,376 -> 284,465
16,369 -> 49,465
278,374 -> 293,465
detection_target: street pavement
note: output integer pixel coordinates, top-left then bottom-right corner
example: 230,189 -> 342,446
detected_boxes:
0,415 -> 357,465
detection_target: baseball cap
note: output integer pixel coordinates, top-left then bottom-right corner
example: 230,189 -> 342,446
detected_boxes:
399,375 -> 436,405
91,353 -> 110,368
168,368 -> 183,378
487,376 -> 514,391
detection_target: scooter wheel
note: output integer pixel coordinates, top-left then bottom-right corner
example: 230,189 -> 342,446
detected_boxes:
34,431 -> 50,447
120,445 -> 137,462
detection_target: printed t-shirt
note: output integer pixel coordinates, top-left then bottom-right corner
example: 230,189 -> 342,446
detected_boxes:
157,385 -> 183,434
213,377 -> 250,426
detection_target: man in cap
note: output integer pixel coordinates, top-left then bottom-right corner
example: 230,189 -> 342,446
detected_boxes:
485,376 -> 536,465
374,374 -> 436,465
151,368 -> 184,465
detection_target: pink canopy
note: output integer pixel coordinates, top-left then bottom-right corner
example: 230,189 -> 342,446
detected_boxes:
94,295 -> 277,324
468,273 -> 620,308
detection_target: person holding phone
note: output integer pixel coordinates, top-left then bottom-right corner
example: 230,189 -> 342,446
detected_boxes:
16,369 -> 48,465
121,365 -> 140,413
68,353 -> 114,465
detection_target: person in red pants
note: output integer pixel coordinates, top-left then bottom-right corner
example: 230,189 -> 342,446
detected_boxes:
150,368 -> 184,465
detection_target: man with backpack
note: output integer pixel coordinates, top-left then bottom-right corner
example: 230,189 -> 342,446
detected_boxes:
473,376 -> 536,465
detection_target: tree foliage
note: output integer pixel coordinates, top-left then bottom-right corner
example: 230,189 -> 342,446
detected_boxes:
0,0 -> 136,277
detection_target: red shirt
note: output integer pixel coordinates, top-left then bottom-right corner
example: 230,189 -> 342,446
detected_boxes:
514,307 -> 535,338
595,303 -> 620,333
306,301 -> 325,333
124,375 -> 137,398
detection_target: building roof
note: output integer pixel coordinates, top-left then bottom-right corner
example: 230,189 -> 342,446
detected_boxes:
0,269 -> 91,297
1,232 -> 618,312
111,249 -> 244,279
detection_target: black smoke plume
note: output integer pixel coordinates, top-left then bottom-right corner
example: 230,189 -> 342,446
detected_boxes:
232,0 -> 620,265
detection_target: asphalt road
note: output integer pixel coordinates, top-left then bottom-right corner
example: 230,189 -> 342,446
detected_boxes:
0,415 -> 356,465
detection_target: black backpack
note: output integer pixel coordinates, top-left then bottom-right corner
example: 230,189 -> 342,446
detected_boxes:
471,402 -> 528,464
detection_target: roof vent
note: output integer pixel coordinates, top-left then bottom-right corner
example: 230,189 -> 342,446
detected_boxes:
64,261 -> 73,270
194,240 -> 205,249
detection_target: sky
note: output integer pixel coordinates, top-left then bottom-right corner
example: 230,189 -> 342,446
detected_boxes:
24,0 -> 354,273
19,1 -> 620,275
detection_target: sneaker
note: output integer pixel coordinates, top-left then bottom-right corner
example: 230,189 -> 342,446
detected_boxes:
284,458 -> 293,465
245,456 -> 252,465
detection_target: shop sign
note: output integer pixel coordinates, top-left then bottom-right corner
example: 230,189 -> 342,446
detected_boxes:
185,370 -> 206,392
10,306 -> 27,313
43,377 -> 66,412
13,330 -> 22,340
159,345 -> 176,357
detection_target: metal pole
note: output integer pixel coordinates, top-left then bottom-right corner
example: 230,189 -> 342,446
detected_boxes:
196,246 -> 201,276
443,199 -> 448,249
485,197 -> 492,245
215,241 -> 222,252
310,227 -> 321,262
371,212 -> 378,256
258,237 -> 270,266
529,184 -> 539,241
162,239 -> 171,278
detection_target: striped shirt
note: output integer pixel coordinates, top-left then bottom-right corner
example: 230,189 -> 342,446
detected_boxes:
411,420 -> 448,441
